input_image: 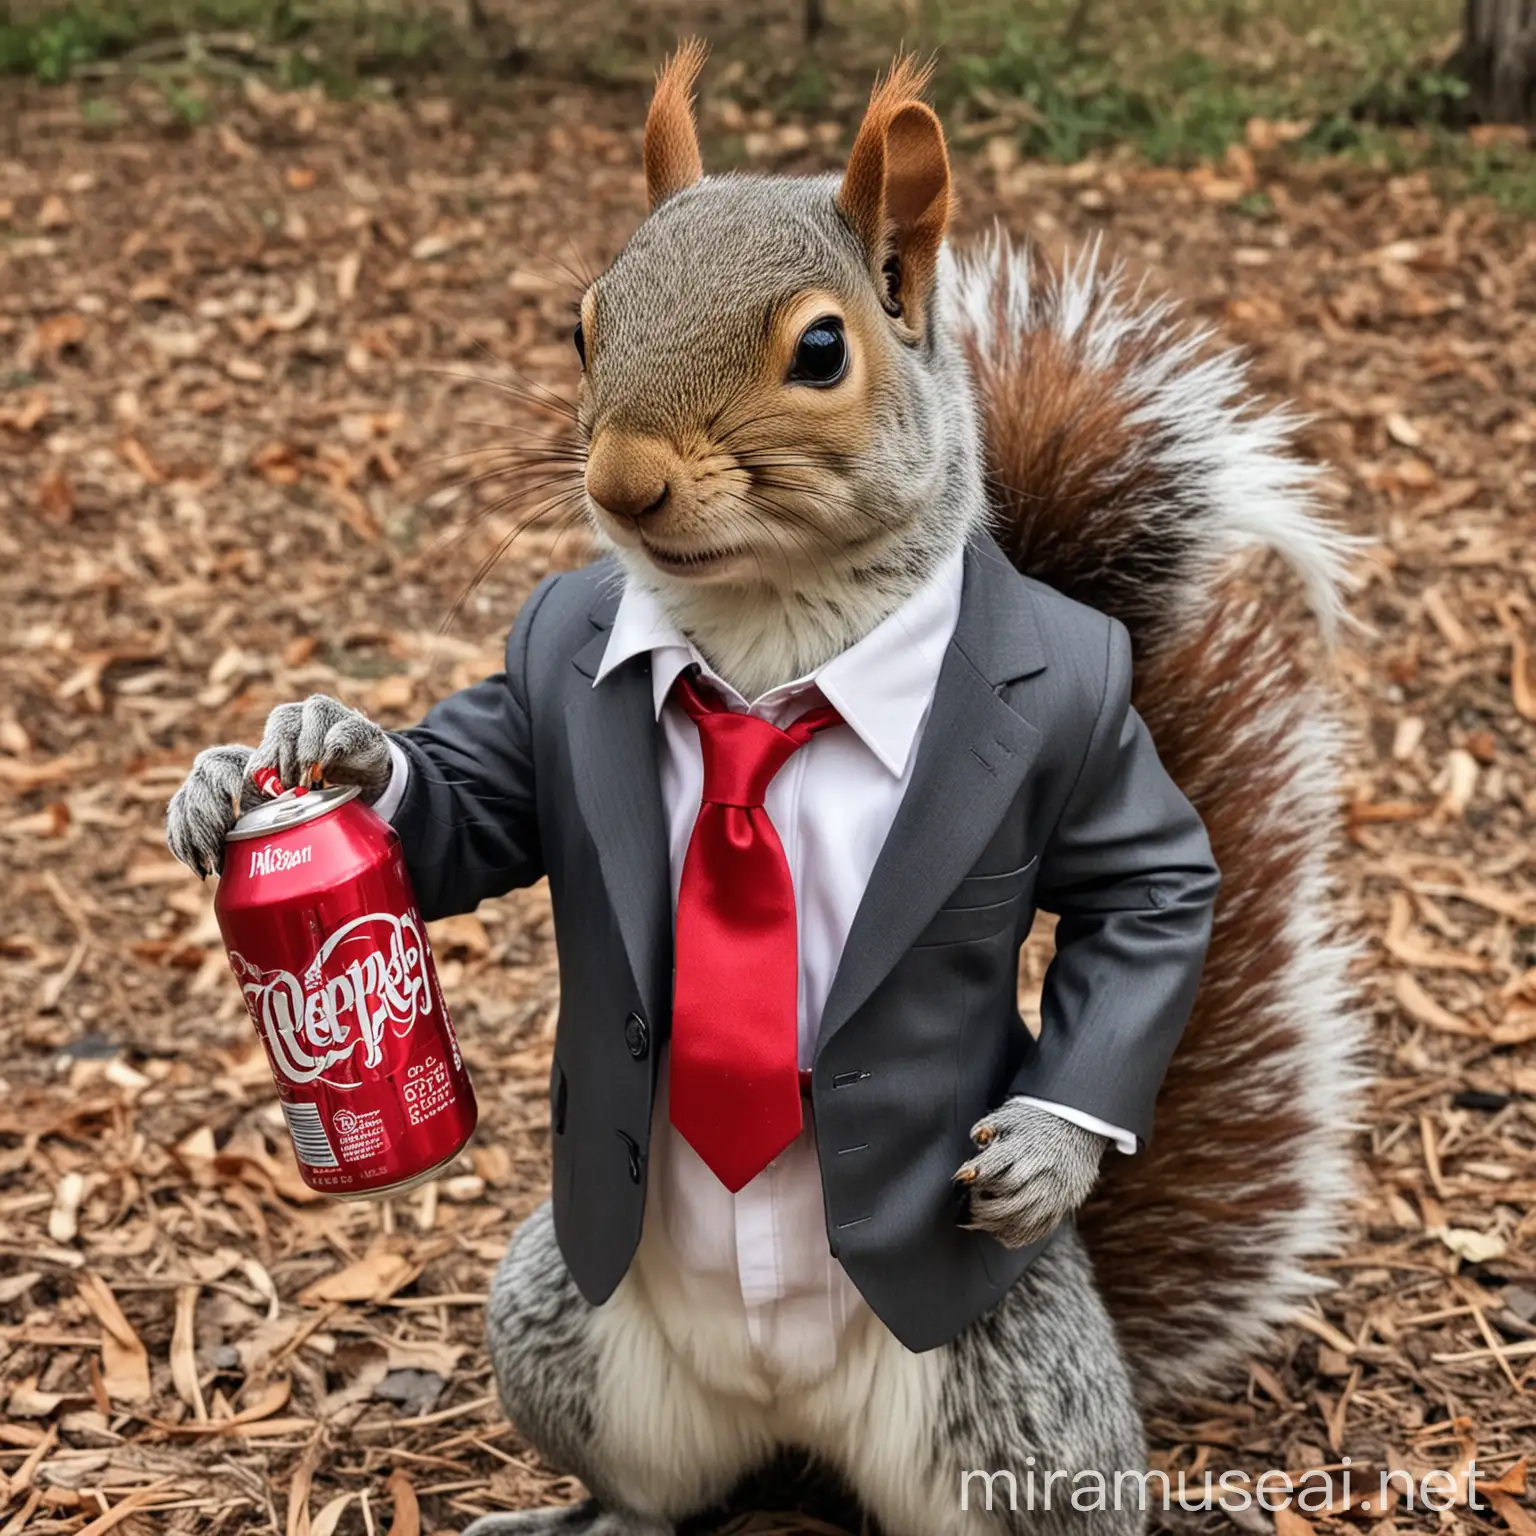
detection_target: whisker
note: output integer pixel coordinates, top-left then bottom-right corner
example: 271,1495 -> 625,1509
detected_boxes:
425,365 -> 580,423
438,486 -> 589,636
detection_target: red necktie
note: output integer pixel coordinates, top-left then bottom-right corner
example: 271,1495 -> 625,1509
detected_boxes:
669,672 -> 844,1193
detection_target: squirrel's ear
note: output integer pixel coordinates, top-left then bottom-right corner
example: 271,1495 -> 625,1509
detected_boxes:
838,57 -> 952,332
644,39 -> 707,211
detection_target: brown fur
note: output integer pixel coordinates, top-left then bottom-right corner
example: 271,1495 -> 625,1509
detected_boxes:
968,245 -> 1355,1401
643,38 -> 707,210
1088,603 -> 1324,1399
837,56 -> 952,333
965,258 -> 1204,648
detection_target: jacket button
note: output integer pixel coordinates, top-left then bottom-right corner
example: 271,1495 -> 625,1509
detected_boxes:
624,1012 -> 649,1060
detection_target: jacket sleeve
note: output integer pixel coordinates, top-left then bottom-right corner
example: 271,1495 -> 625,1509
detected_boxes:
1011,617 -> 1220,1148
384,575 -> 557,921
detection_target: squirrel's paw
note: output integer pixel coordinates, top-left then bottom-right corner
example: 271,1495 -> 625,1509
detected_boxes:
166,744 -> 257,878
246,693 -> 392,799
955,1098 -> 1108,1250
166,696 -> 392,877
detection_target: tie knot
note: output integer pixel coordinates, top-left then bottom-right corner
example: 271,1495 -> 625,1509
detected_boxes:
674,673 -> 841,808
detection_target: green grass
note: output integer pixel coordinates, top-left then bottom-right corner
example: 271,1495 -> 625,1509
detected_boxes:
791,0 -> 1528,214
0,0 -> 1529,215
0,0 -> 462,92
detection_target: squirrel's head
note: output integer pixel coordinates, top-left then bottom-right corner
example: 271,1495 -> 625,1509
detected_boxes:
574,44 -> 986,694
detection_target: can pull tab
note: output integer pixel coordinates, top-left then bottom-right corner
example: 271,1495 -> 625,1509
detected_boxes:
251,766 -> 311,799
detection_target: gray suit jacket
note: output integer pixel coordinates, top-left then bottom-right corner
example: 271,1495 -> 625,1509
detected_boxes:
390,537 -> 1219,1351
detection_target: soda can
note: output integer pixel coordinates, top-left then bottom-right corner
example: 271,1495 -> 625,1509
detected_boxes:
214,784 -> 477,1198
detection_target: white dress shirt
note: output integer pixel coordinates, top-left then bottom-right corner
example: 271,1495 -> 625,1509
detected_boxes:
380,551 -> 1133,1379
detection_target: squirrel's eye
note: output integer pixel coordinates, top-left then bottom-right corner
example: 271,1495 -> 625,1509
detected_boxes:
788,316 -> 847,388
573,321 -> 586,368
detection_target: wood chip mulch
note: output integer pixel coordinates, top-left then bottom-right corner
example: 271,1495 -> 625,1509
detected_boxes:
1,75 -> 1533,1536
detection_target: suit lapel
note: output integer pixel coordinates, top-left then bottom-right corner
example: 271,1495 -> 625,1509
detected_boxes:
818,539 -> 1047,1046
568,619 -> 674,1029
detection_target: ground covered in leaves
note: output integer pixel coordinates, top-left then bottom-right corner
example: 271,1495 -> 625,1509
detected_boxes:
1,60 -> 1534,1536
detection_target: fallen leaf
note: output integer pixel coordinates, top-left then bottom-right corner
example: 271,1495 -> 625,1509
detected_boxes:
1422,585 -> 1470,650
36,467 -> 74,524
29,311 -> 86,363
1393,972 -> 1482,1037
385,1470 -> 420,1536
7,1379 -> 66,1417
158,1375 -> 291,1436
0,752 -> 93,789
1512,636 -> 1536,721
411,233 -> 455,261
1274,1507 -> 1316,1536
48,1170 -> 85,1242
298,1245 -> 414,1305
0,1272 -> 41,1305
428,913 -> 489,960
0,389 -> 51,431
76,1273 -> 152,1404
6,1422 -> 57,1498
1433,1226 -> 1508,1264
263,280 -> 318,334
1482,1460 -> 1528,1498
384,1338 -> 463,1375
1349,798 -> 1427,824
170,1285 -> 206,1421
310,1494 -> 355,1536
74,1484 -> 177,1536
3,801 -> 71,838
1435,748 -> 1479,818
287,1432 -> 324,1536
336,251 -> 361,303
372,673 -> 416,711
1490,1011 -> 1536,1046
1384,893 -> 1486,972
472,1144 -> 514,1186
123,857 -> 192,887
1488,1492 -> 1536,1536
227,356 -> 267,382
118,437 -> 167,485
37,193 -> 72,229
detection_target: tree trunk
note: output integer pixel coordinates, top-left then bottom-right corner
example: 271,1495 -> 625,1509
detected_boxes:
1460,0 -> 1536,123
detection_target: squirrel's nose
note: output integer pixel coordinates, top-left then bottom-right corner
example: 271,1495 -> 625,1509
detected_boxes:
585,433 -> 674,524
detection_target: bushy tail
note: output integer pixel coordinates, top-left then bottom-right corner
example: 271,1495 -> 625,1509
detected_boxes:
949,235 -> 1368,1404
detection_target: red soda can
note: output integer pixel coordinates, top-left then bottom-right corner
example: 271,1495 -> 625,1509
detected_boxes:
214,784 -> 477,1197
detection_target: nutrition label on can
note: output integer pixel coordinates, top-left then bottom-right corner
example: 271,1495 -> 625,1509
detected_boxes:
331,1106 -> 388,1163
403,1054 -> 454,1125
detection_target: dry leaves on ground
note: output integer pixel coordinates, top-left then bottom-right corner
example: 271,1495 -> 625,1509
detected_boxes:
2,55 -> 1535,1536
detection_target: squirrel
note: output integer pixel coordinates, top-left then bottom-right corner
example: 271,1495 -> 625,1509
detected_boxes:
167,45 -> 1365,1536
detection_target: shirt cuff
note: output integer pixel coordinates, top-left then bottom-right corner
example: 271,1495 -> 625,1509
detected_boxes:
1011,1097 -> 1138,1156
370,736 -> 411,825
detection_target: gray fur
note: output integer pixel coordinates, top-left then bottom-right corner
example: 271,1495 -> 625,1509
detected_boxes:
165,743 -> 258,877
479,1204 -> 675,1536
164,693 -> 389,876
958,1099 -> 1110,1252
246,693 -> 392,794
938,1225 -> 1147,1536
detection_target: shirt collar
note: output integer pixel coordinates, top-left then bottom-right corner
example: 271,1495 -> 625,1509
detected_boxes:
593,550 -> 965,779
